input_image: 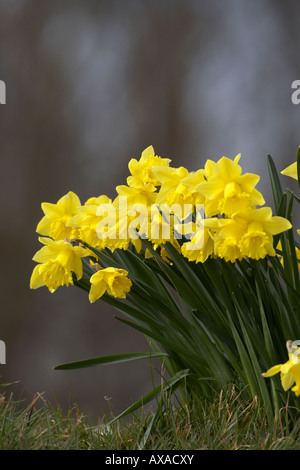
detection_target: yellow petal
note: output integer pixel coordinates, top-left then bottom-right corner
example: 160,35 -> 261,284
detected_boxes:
89,271 -> 107,302
263,216 -> 292,235
140,145 -> 155,161
281,370 -> 295,391
57,191 -> 81,213
214,156 -> 242,181
29,264 -> 44,289
32,244 -> 59,264
195,175 -> 224,200
262,364 -> 282,377
36,215 -> 51,235
70,255 -> 83,281
41,203 -> 63,222
281,162 -> 298,180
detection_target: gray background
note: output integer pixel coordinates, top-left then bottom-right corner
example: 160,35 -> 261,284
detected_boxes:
1,0 -> 300,421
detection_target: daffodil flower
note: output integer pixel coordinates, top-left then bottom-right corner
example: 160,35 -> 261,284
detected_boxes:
235,207 -> 292,260
262,341 -> 300,397
126,145 -> 171,190
89,267 -> 132,303
152,165 -> 196,208
36,191 -> 81,241
202,207 -> 292,263
66,195 -> 112,250
115,184 -> 158,208
30,237 -> 88,293
195,154 -> 265,217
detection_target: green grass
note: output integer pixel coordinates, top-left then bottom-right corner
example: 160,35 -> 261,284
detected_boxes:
1,383 -> 300,450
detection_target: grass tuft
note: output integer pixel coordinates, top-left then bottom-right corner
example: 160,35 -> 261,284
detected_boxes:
1,383 -> 300,450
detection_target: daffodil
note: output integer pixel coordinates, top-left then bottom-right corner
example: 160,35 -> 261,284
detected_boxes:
94,196 -> 148,252
152,165 -> 199,209
30,237 -> 88,293
262,341 -> 300,397
36,191 -> 81,241
127,145 -> 171,190
211,207 -> 292,262
212,218 -> 244,263
281,162 -> 298,180
66,195 -> 112,250
235,207 -> 292,260
115,184 -> 158,208
89,267 -> 132,302
195,154 -> 265,217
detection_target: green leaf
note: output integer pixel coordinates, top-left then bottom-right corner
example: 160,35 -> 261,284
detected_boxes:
226,312 -> 260,399
163,242 -> 228,318
267,153 -> 283,214
233,301 -> 274,425
53,352 -> 169,370
115,316 -> 207,371
143,240 -> 201,309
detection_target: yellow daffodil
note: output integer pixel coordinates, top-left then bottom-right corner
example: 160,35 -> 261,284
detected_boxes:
195,154 -> 265,217
115,184 -> 158,208
30,237 -> 88,293
127,145 -> 171,190
152,165 -> 197,209
66,195 -> 112,250
179,170 -> 206,206
281,162 -> 298,180
212,218 -> 244,263
234,207 -> 292,259
36,191 -> 81,241
211,207 -> 292,262
89,267 -> 132,302
262,341 -> 300,397
93,196 -> 145,252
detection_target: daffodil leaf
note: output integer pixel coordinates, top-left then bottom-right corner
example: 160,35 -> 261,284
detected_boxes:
53,352 -> 168,370
267,153 -> 283,214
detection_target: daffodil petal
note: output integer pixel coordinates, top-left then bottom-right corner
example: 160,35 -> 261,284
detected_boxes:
262,364 -> 282,377
281,162 -> 298,180
30,265 -> 44,289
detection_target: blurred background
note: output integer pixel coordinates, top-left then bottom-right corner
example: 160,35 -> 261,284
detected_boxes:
1,0 -> 300,421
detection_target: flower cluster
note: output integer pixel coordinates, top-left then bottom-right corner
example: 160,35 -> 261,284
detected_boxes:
30,146 -> 293,301
30,191 -> 132,302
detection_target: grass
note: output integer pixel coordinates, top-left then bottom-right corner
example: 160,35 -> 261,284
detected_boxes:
1,382 -> 300,450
